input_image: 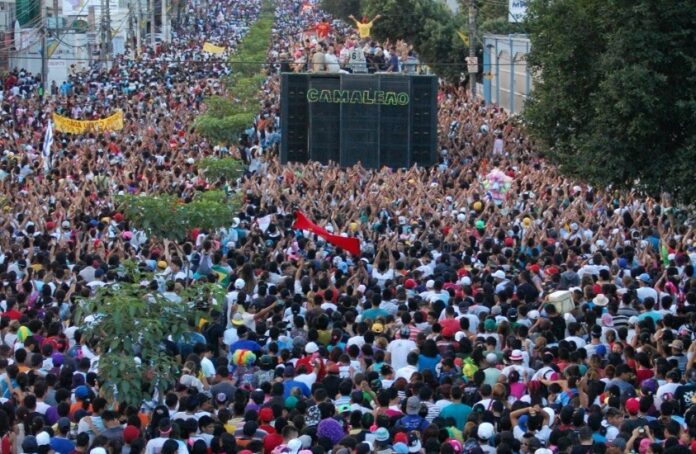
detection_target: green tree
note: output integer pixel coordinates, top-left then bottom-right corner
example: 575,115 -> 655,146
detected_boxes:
320,0 -> 363,22
76,263 -> 223,405
196,0 -> 274,145
198,157 -> 244,184
118,190 -> 239,243
194,112 -> 256,145
478,17 -> 526,36
362,0 -> 467,80
524,0 -> 696,202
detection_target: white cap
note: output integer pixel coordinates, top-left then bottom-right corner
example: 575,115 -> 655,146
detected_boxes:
477,422 -> 494,440
459,276 -> 472,286
36,431 -> 50,446
234,278 -> 245,290
305,342 -> 319,354
535,449 -> 553,454
528,310 -> 540,320
426,279 -> 435,289
357,284 -> 366,293
492,270 -> 506,280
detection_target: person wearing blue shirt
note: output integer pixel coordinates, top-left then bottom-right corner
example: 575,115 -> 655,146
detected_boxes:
229,328 -> 262,355
50,418 -> 76,454
282,366 -> 311,398
417,339 -> 441,375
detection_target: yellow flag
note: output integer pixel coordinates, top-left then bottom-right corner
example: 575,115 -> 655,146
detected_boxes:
457,30 -> 470,46
203,42 -> 226,54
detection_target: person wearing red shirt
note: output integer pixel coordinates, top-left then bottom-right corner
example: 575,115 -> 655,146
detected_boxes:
316,18 -> 331,39
263,422 -> 294,454
2,300 -> 22,321
294,343 -> 326,382
258,408 -> 276,434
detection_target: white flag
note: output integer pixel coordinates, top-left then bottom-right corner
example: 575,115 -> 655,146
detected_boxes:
256,215 -> 272,233
42,120 -> 54,174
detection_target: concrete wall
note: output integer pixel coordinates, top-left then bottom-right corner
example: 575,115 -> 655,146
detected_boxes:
482,34 -> 532,115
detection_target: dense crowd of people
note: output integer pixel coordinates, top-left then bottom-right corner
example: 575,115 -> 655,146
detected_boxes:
0,0 -> 695,454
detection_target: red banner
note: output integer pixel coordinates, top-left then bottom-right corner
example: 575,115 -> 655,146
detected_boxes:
293,211 -> 361,257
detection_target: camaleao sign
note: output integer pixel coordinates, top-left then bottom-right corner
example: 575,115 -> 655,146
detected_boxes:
306,88 -> 410,106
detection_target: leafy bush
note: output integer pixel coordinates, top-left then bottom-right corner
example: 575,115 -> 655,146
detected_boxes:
198,157 -> 245,183
195,0 -> 274,144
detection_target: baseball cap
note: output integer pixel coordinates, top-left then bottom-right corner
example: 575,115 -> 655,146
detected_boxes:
394,443 -> 409,454
234,278 -> 245,289
374,427 -> 390,442
259,407 -> 274,423
58,417 -> 71,432
394,433 -> 408,444
74,385 -> 90,399
477,422 -> 494,440
625,397 -> 640,415
669,339 -> 684,351
638,273 -> 651,283
36,431 -> 50,447
305,342 -> 319,354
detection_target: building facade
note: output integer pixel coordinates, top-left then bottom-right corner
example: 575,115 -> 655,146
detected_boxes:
482,33 -> 532,114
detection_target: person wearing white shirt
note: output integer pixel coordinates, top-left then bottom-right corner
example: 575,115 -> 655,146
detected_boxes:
199,351 -> 216,379
492,270 -> 510,294
295,365 -> 318,389
636,274 -> 658,302
394,351 -> 419,382
386,328 -> 417,372
565,323 -> 587,349
655,370 -> 681,408
500,350 -> 535,382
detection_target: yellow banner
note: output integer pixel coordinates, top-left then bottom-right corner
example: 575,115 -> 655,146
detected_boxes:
203,42 -> 226,54
52,110 -> 124,134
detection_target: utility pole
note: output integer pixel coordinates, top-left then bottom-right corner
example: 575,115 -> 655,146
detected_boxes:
40,0 -> 48,91
467,0 -> 478,97
127,0 -> 134,56
135,0 -> 142,56
149,0 -> 155,47
99,0 -> 111,67
161,0 -> 168,42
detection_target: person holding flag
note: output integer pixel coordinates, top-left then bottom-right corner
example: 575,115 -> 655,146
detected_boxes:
42,119 -> 53,174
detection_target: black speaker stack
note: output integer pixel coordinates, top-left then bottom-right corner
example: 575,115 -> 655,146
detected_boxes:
280,73 -> 438,169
